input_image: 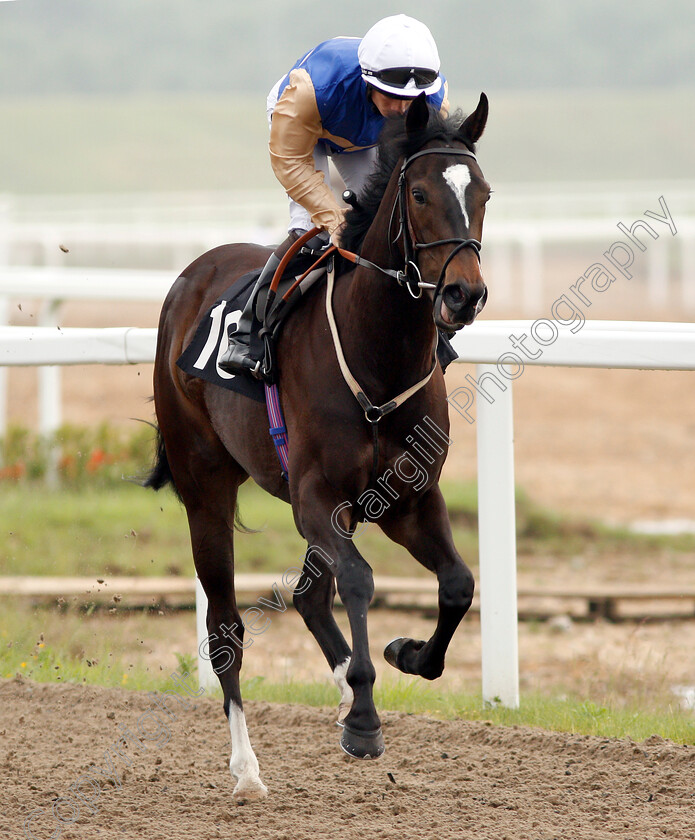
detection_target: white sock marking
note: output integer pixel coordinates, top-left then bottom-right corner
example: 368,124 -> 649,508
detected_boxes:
333,657 -> 353,722
443,163 -> 472,228
228,703 -> 267,799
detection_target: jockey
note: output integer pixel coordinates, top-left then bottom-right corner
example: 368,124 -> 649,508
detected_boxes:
220,14 -> 449,376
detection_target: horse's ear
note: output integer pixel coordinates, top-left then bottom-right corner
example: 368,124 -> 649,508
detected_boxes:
405,92 -> 429,136
458,92 -> 489,146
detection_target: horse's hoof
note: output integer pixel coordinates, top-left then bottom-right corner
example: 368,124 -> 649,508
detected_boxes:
384,637 -> 442,679
384,636 -> 425,674
384,637 -> 409,670
340,724 -> 385,760
232,776 -> 268,802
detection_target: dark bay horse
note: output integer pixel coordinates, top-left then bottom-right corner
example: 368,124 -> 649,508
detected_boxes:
147,92 -> 490,799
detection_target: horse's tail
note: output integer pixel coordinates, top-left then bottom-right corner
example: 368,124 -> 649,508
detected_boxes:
143,426 -> 181,500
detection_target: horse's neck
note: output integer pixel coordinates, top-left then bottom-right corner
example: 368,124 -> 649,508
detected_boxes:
334,166 -> 437,398
337,259 -> 437,402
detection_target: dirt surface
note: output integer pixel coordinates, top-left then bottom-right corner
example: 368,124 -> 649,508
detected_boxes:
3,678 -> 695,840
444,364 -> 695,525
6,300 -> 695,721
6,292 -> 695,840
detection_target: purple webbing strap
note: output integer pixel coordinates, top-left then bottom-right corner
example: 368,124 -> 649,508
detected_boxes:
264,383 -> 289,481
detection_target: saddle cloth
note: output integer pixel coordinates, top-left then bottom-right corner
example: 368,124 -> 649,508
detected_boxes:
176,269 -> 265,402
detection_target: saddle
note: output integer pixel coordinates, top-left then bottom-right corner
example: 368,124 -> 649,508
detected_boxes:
253,229 -> 338,383
175,233 -> 334,400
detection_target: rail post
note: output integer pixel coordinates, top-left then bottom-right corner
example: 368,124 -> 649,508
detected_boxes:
475,364 -> 520,708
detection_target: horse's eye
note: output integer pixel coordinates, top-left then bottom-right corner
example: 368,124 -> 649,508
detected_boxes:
411,188 -> 426,205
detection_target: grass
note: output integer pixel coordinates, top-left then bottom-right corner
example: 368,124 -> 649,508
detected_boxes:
0,93 -> 275,194
0,601 -> 167,691
2,640 -> 692,745
2,424 -> 694,744
1,481 -> 195,578
2,587 -> 693,744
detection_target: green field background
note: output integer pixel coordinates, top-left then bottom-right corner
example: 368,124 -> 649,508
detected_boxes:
2,89 -> 693,195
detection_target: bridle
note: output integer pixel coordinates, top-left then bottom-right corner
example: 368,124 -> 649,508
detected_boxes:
335,145 -> 484,301
391,146 -> 483,299
321,144 -> 486,514
333,146 -> 483,304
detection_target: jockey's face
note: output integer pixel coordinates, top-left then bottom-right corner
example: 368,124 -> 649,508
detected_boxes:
370,89 -> 413,118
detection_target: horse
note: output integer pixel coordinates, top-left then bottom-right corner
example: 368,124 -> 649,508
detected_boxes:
146,92 -> 491,800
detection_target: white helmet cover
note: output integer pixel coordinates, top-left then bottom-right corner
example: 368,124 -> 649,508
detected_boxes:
358,14 -> 442,98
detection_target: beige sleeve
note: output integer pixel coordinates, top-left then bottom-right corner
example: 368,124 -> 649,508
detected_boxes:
439,81 -> 450,118
268,69 -> 346,235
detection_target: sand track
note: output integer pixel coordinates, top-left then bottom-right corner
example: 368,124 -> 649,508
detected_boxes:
3,679 -> 695,840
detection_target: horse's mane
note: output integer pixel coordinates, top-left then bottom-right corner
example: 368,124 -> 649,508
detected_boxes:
341,107 -> 472,254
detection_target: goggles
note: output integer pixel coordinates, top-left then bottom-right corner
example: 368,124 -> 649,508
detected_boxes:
363,66 -> 439,89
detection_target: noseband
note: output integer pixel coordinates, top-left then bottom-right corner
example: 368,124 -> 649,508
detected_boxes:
392,146 -> 482,298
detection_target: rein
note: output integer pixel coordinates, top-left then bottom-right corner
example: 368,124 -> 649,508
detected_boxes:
324,259 -> 437,424
326,148 -> 483,299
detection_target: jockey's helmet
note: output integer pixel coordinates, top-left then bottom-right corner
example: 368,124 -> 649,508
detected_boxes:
358,14 -> 442,98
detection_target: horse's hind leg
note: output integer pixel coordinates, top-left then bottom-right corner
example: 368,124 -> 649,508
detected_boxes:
162,428 -> 268,800
379,485 -> 475,680
187,500 -> 268,800
292,547 -> 353,723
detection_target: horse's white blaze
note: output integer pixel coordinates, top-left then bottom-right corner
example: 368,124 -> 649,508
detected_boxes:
333,657 -> 353,723
228,703 -> 268,800
443,163 -> 472,227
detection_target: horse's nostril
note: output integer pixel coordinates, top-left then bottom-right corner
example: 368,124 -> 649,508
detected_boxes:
444,284 -> 468,310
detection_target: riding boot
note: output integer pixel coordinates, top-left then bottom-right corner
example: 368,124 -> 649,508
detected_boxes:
218,253 -> 281,376
219,230 -> 303,377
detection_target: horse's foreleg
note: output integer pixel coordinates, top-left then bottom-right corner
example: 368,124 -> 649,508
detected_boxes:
187,505 -> 268,801
292,551 -> 353,724
295,480 -> 383,759
336,556 -> 384,757
379,485 -> 474,680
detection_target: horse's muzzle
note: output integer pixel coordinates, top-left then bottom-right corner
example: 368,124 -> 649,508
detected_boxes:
435,282 -> 488,329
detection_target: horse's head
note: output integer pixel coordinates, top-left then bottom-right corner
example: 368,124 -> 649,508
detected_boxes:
399,93 -> 491,330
